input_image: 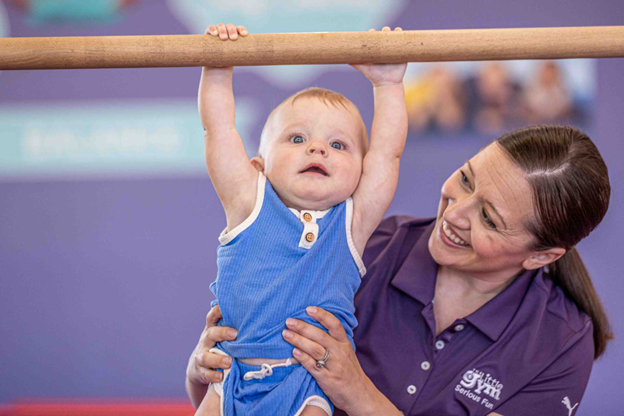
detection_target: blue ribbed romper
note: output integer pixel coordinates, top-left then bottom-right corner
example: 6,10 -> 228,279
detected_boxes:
210,172 -> 366,416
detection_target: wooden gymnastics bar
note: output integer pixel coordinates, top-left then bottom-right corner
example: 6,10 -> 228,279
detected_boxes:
0,26 -> 623,70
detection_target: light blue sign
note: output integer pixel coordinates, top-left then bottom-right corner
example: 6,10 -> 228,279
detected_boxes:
0,98 -> 260,179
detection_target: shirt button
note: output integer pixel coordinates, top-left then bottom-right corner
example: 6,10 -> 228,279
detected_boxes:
303,213 -> 312,222
454,324 -> 465,332
407,385 -> 417,395
421,361 -> 431,371
435,340 -> 445,350
305,232 -> 315,242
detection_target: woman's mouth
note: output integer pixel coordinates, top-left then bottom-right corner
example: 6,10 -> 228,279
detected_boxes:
441,220 -> 470,247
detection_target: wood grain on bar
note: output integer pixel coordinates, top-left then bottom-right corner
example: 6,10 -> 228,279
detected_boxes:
0,26 -> 623,70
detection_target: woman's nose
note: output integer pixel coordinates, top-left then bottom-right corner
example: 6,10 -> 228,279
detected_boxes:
306,140 -> 327,157
444,197 -> 471,229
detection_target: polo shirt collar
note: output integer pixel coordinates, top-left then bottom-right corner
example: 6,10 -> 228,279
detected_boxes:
390,221 -> 539,341
465,267 -> 537,341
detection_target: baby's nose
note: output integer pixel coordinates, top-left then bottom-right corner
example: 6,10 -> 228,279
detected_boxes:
307,142 -> 327,156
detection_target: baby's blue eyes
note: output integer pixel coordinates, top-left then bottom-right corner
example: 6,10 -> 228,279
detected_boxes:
289,135 -> 345,150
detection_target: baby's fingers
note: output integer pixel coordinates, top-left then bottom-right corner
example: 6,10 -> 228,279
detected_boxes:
370,26 -> 401,32
226,24 -> 239,40
206,24 -> 248,40
217,24 -> 229,40
237,26 -> 249,37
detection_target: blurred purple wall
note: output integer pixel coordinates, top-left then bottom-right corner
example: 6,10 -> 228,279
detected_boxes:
1,1 -> 623,414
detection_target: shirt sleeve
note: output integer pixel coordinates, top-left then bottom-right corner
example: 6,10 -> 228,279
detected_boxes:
494,321 -> 594,416
362,216 -> 401,267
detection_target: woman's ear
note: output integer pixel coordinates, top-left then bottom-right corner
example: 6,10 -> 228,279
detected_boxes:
250,157 -> 265,173
522,247 -> 566,270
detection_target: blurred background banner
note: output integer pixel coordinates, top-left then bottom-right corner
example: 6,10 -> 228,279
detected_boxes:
404,60 -> 594,136
0,1 -> 622,415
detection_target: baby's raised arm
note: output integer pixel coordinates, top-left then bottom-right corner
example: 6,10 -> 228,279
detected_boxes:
199,24 -> 259,231
351,27 -> 408,254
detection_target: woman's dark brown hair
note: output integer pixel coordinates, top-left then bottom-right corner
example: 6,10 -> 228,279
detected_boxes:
497,125 -> 612,359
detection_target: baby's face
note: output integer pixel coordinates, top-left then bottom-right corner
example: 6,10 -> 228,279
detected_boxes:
259,97 -> 366,211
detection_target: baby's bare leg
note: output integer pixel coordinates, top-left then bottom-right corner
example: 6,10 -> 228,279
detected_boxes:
194,384 -> 221,416
300,405 -> 330,416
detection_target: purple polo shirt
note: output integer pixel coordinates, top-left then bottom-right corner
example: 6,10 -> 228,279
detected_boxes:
336,216 -> 594,416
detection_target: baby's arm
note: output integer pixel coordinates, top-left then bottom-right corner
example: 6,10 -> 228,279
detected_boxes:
200,24 -> 259,232
351,27 -> 408,255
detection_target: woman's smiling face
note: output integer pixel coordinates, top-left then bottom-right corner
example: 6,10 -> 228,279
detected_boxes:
428,143 -> 547,280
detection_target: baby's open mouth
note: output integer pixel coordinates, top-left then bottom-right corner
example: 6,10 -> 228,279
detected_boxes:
300,164 -> 328,176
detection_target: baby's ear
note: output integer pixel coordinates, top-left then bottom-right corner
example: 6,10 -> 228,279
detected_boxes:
250,157 -> 265,172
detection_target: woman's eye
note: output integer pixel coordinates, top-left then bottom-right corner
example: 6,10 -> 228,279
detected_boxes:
290,135 -> 305,144
330,141 -> 344,150
460,170 -> 470,187
482,208 -> 497,230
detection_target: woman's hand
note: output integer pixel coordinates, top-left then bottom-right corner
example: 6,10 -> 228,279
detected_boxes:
185,306 -> 237,408
282,307 -> 402,416
351,27 -> 408,87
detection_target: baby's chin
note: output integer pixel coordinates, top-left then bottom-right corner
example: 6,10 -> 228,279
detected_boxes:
273,183 -> 353,211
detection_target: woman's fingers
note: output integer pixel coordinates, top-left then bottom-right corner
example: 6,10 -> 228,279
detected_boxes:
284,316 -> 335,348
187,347 -> 231,385
283,307 -> 350,367
306,306 -> 350,342
193,364 -> 225,384
187,304 -> 234,385
205,305 -> 223,327
205,325 -> 237,343
197,350 -> 232,371
203,305 -> 237,343
282,326 -> 329,362
293,346 -> 325,375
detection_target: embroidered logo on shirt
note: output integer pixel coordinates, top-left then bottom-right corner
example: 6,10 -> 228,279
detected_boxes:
562,397 -> 578,416
454,368 -> 503,410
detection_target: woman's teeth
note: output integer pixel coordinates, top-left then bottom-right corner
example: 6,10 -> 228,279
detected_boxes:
442,221 -> 469,246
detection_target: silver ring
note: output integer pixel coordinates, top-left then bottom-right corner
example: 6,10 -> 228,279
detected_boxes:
316,348 -> 330,369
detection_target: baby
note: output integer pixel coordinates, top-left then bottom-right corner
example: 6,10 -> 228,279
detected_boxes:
196,23 -> 407,416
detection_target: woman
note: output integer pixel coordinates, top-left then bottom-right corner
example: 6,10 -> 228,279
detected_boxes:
186,125 -> 612,415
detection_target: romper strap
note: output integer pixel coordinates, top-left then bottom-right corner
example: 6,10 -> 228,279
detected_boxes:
218,172 -> 267,245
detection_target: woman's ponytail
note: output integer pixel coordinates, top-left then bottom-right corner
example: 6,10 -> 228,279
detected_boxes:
548,248 -> 613,359
497,126 -> 612,359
